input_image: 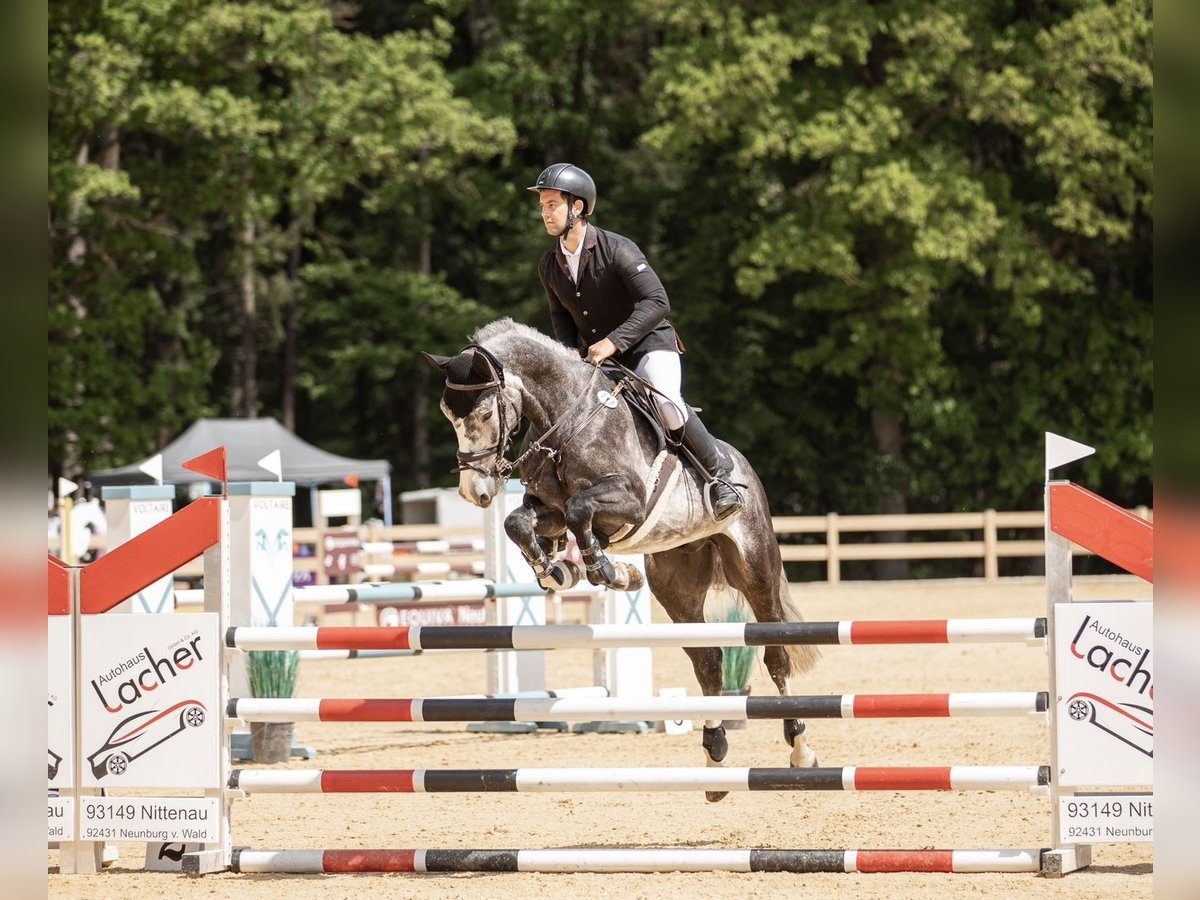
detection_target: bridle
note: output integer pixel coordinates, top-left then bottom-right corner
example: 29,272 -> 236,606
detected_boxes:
440,343 -> 622,486
442,344 -> 520,479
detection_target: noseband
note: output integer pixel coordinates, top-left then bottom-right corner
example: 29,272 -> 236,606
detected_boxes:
442,344 -> 519,478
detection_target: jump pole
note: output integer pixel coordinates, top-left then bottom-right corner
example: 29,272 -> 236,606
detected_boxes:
226,847 -> 1046,875
227,617 -> 1047,651
227,692 -> 1049,724
229,764 -> 1052,794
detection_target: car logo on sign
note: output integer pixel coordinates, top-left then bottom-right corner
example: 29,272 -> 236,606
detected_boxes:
87,700 -> 207,779
1066,691 -> 1152,758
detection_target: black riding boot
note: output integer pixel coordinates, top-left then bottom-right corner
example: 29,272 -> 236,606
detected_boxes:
676,415 -> 744,522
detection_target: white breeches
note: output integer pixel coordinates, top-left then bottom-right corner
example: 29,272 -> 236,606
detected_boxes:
634,350 -> 688,432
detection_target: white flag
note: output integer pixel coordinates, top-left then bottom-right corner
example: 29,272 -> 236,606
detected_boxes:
138,454 -> 164,484
257,449 -> 283,481
1045,432 -> 1095,479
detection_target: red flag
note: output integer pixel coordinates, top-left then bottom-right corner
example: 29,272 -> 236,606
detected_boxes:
182,447 -> 228,487
343,473 -> 360,488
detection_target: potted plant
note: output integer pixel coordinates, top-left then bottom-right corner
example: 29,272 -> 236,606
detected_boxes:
248,649 -> 299,763
720,607 -> 756,730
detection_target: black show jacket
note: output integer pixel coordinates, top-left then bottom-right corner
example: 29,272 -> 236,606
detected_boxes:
537,224 -> 681,367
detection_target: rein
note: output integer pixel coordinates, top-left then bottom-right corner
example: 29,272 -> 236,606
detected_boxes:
514,365 -> 622,486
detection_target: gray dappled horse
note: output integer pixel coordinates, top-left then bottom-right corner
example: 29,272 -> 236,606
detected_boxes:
423,319 -> 819,799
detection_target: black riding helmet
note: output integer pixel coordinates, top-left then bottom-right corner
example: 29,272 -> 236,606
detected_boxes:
527,163 -> 597,218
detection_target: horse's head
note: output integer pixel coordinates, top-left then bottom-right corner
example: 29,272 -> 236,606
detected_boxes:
422,344 -> 521,508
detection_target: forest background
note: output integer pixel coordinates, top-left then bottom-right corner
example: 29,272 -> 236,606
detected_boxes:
48,0 -> 1152,547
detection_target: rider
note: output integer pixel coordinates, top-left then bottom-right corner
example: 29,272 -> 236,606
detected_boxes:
528,162 -> 744,522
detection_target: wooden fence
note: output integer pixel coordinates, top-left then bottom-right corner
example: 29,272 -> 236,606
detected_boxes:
772,508 -> 1150,583
51,507 -> 1151,584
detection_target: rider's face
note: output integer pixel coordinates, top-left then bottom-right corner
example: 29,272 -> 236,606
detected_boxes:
538,190 -> 576,237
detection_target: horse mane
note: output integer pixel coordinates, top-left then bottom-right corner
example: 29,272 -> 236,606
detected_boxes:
470,318 -> 579,363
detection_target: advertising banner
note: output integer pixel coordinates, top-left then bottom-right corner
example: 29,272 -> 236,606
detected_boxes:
48,614 -> 74,840
79,614 -> 220,789
1058,793 -> 1153,844
1054,602 -> 1153,787
322,531 -> 363,580
48,616 -> 73,790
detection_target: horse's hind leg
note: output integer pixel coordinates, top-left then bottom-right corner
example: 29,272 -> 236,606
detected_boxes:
645,542 -> 732,803
765,620 -> 819,768
714,531 -> 820,769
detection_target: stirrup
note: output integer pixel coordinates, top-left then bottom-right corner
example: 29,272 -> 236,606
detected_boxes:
704,479 -> 744,522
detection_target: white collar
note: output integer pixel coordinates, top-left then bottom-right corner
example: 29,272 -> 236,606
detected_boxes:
560,224 -> 587,258
560,225 -> 586,282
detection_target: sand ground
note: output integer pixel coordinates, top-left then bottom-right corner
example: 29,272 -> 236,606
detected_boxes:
49,576 -> 1153,899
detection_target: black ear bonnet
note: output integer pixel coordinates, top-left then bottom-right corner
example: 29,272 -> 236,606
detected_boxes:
442,345 -> 505,418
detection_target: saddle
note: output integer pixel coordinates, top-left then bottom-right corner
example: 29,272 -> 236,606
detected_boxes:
599,363 -> 670,456
595,363 -> 702,546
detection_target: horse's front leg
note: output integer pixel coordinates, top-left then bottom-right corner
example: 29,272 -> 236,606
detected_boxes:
563,480 -> 645,591
504,496 -> 581,591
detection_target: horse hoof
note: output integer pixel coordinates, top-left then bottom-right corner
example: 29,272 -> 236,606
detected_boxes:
620,565 -> 645,592
790,746 -> 819,768
537,560 -> 581,592
705,791 -> 729,803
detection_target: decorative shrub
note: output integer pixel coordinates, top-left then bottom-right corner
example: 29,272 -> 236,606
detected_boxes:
721,607 -> 755,692
249,650 -> 299,699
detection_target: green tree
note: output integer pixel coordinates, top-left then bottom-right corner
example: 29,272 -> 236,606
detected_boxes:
641,0 -> 1151,530
49,0 -> 514,486
49,0 -> 219,476
327,0 -> 664,480
49,0 -> 1152,553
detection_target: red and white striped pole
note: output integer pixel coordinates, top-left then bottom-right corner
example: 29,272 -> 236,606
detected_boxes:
227,847 -> 1045,875
226,617 -> 1047,652
228,691 -> 1049,724
230,764 -> 1050,795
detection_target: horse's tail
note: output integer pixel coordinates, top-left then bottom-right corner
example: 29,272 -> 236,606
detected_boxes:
703,560 -> 820,679
702,563 -> 740,625
777,570 -> 820,676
